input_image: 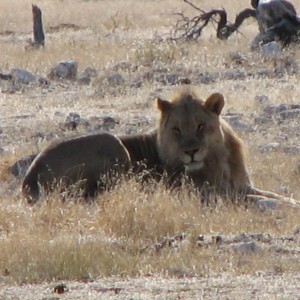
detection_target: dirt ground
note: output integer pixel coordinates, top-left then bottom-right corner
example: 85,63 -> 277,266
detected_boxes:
1,272 -> 300,299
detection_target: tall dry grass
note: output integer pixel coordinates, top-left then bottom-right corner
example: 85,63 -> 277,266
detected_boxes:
0,0 -> 300,284
1,179 -> 299,284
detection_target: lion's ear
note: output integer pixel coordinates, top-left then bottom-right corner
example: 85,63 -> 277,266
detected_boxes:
157,97 -> 172,113
205,93 -> 225,115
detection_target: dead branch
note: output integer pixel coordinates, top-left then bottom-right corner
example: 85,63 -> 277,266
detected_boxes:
171,0 -> 256,41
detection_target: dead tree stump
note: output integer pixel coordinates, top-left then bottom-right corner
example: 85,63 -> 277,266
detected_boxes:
31,4 -> 45,47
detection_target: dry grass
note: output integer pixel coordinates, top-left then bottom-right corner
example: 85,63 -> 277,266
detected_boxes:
1,180 -> 300,284
0,0 -> 300,296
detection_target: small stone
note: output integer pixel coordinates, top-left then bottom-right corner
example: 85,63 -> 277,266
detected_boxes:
282,146 -> 300,155
254,116 -> 272,125
107,73 -> 125,86
279,109 -> 300,120
48,60 -> 78,80
102,116 -> 117,130
223,115 -> 253,132
10,68 -> 37,84
80,66 -> 98,78
64,112 -> 81,130
9,154 -> 37,177
196,73 -> 216,84
234,241 -> 262,255
263,104 -> 300,116
222,70 -> 246,80
256,198 -> 280,212
165,74 -> 191,85
77,77 -> 91,85
261,41 -> 282,59
228,51 -> 247,65
258,143 -> 280,153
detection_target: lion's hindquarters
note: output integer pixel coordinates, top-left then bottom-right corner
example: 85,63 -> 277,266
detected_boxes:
22,133 -> 131,202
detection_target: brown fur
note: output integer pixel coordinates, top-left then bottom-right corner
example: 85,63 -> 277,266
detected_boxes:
155,86 -> 251,195
155,86 -> 297,205
22,132 -> 131,203
21,86 -> 297,206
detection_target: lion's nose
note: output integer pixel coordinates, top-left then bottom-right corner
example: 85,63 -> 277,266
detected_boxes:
184,149 -> 199,158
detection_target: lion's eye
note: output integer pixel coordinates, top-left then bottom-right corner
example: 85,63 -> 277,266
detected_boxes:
173,127 -> 181,136
197,123 -> 205,133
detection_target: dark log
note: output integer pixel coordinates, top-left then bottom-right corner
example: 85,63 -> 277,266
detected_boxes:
32,4 -> 45,47
199,8 -> 256,40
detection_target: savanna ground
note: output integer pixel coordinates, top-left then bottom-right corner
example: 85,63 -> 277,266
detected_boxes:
0,0 -> 300,299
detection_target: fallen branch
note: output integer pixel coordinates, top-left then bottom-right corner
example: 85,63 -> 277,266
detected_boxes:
171,0 -> 256,41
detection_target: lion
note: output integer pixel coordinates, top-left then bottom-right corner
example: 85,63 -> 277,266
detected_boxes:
21,86 -> 297,206
22,132 -> 131,203
153,87 -> 297,204
119,86 -> 297,205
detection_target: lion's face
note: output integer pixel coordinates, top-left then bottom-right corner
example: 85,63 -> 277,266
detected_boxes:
157,90 -> 225,173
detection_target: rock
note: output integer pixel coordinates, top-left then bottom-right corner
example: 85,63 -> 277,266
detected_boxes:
256,198 -> 280,212
48,60 -> 78,80
195,73 -> 216,84
223,115 -> 254,132
233,233 -> 271,243
261,41 -> 282,59
64,112 -> 81,130
9,154 -> 37,177
258,142 -> 280,153
263,104 -> 300,116
107,73 -> 125,86
222,70 -> 246,80
77,67 -> 97,85
282,146 -> 300,155
165,74 -> 191,85
10,68 -> 37,84
97,116 -> 117,131
153,73 -> 191,85
77,77 -> 91,85
254,116 -> 272,125
234,241 -> 262,255
80,67 -> 98,78
228,51 -> 248,65
279,109 -> 300,120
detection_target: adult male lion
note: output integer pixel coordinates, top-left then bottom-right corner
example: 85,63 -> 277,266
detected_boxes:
153,87 -> 296,204
21,86 -> 296,205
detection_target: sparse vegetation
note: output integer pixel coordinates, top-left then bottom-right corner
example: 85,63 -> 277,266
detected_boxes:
0,0 -> 300,298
